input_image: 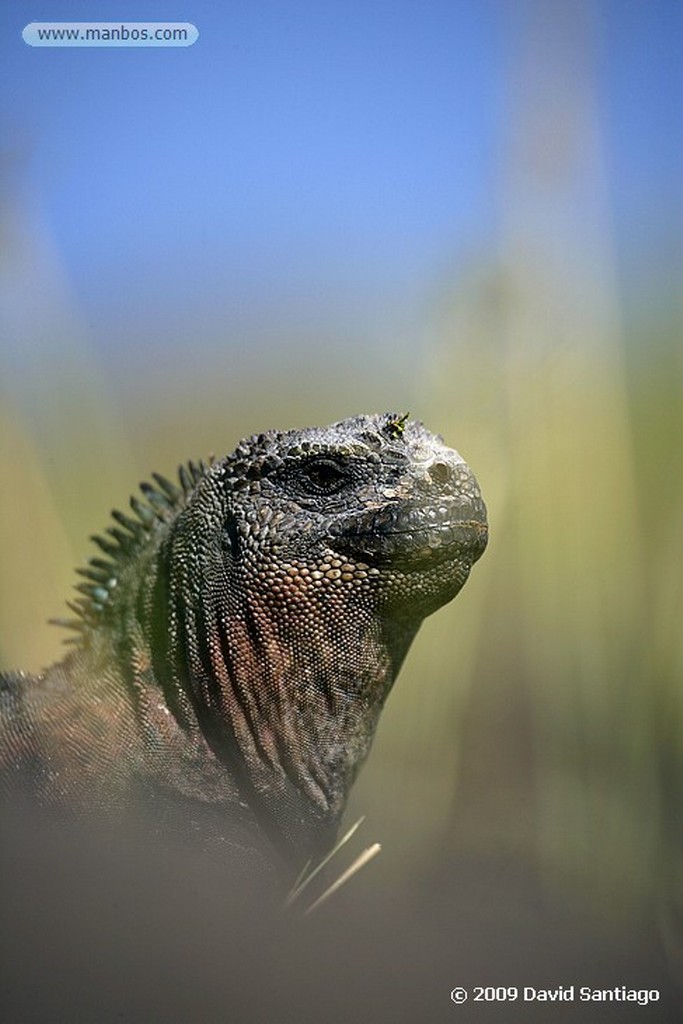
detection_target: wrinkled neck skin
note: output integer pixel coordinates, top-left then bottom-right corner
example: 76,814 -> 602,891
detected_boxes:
207,587 -> 415,862
143,533 -> 421,864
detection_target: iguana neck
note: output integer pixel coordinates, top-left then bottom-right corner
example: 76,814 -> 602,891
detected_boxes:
130,534 -> 416,858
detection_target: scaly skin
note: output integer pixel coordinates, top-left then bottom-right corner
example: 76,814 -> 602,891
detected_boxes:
0,413 -> 487,874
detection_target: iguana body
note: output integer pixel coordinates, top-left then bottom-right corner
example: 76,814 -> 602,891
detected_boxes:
0,414 -> 487,875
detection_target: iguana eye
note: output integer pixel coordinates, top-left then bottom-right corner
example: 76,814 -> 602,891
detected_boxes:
300,458 -> 348,494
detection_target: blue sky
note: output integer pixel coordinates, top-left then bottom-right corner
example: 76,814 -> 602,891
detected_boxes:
0,0 -> 680,396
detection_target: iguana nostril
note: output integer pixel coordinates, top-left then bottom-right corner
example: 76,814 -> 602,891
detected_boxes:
428,461 -> 451,484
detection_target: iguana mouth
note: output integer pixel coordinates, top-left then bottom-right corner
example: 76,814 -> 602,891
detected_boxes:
336,516 -> 488,569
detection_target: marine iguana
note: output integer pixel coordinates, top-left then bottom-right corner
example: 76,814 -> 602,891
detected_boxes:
0,413 -> 487,876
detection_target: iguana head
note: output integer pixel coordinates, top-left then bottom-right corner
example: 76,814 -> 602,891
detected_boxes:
214,411 -> 487,621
